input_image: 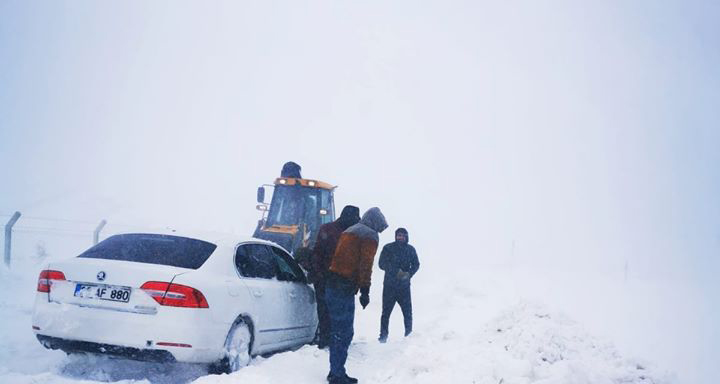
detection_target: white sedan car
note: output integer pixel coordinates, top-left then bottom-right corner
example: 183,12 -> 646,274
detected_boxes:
32,232 -> 318,372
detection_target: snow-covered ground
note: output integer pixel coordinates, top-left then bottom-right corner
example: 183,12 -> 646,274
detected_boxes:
1,251 -> 694,384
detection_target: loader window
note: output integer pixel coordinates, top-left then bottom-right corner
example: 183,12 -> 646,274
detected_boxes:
266,186 -> 302,226
319,189 -> 334,224
303,194 -> 319,235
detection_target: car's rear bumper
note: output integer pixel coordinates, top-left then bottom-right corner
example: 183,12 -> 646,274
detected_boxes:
36,334 -> 176,362
32,294 -> 230,363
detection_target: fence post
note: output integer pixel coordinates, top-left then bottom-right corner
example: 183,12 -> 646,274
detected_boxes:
93,219 -> 107,245
4,211 -> 21,268
624,260 -> 629,283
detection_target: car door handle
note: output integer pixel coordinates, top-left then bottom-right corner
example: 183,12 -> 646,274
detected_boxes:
252,290 -> 263,297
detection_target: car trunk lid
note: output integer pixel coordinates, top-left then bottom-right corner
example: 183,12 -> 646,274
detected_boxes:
45,258 -> 191,314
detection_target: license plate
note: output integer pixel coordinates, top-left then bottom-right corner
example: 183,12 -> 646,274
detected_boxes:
74,283 -> 132,303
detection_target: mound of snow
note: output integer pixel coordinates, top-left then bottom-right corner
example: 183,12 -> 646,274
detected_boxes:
477,302 -> 671,384
195,299 -> 674,384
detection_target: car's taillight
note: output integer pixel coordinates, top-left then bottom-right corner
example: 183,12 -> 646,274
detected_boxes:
140,281 -> 209,308
37,270 -> 66,293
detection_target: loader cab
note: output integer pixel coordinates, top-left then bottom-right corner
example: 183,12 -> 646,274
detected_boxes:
254,177 -> 335,255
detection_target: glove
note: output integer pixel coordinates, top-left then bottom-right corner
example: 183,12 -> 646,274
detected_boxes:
396,270 -> 410,280
359,293 -> 369,309
359,286 -> 370,309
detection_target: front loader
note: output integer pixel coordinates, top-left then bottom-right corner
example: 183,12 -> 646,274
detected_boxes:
253,167 -> 336,257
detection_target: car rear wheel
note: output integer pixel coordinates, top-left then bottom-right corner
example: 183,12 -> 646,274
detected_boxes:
209,321 -> 253,374
223,322 -> 252,373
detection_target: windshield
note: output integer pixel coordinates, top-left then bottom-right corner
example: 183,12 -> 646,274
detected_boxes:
266,185 -> 304,226
319,189 -> 334,225
265,185 -> 336,247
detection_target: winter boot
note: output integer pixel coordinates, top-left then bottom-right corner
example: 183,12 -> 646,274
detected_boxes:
343,374 -> 359,383
327,373 -> 359,384
317,337 -> 329,349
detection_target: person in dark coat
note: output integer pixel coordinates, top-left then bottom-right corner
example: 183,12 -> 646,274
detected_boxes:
310,205 -> 361,349
378,227 -> 419,343
280,161 -> 302,178
326,207 -> 387,384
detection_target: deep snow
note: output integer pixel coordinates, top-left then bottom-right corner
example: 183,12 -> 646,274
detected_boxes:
0,253 -> 681,384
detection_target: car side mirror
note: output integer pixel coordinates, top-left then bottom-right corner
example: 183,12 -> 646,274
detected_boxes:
257,186 -> 265,203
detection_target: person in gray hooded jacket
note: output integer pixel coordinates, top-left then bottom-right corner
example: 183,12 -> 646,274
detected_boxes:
325,207 -> 388,384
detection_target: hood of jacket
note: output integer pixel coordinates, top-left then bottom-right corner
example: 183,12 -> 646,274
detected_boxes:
337,205 -> 361,230
395,227 -> 409,243
360,207 -> 388,233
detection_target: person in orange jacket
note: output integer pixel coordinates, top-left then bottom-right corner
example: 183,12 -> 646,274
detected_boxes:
325,207 -> 388,384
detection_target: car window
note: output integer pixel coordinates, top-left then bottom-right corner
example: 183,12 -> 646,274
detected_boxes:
78,234 -> 216,269
269,246 -> 306,283
235,244 -> 278,279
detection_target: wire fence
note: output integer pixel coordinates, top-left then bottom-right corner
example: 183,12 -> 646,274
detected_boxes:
0,212 -> 161,269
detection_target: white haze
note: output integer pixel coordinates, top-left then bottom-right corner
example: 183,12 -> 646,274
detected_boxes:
1,0 -> 718,382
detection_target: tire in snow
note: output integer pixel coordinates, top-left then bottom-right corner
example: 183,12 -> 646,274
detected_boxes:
210,321 -> 252,374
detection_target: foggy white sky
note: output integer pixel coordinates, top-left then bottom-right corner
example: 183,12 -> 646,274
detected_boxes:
1,0 -> 718,279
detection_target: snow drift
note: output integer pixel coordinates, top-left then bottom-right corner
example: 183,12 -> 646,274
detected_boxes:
0,255 -> 675,384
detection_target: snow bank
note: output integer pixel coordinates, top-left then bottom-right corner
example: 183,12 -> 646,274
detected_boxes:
194,302 -> 672,384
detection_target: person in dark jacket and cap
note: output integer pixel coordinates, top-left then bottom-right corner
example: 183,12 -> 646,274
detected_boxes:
280,161 -> 302,178
378,227 -> 419,343
310,205 -> 361,349
325,207 -> 387,384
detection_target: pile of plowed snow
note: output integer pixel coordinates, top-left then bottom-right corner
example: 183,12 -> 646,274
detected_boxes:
194,302 -> 671,384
